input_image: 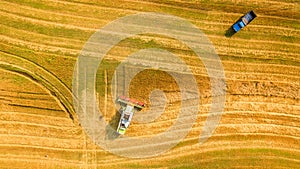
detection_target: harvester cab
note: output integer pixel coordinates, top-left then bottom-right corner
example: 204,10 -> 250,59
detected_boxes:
116,96 -> 145,135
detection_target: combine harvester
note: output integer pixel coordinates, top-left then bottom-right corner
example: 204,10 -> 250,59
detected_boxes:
116,96 -> 145,135
232,10 -> 257,32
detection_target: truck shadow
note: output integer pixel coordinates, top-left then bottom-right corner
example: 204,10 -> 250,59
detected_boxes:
105,110 -> 121,140
225,27 -> 236,37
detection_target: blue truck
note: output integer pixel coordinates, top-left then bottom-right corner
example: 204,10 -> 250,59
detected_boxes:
232,10 -> 257,32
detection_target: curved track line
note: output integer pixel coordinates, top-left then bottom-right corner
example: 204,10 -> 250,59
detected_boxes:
0,52 -> 77,124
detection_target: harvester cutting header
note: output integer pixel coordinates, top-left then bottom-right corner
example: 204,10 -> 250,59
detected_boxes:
116,96 -> 145,135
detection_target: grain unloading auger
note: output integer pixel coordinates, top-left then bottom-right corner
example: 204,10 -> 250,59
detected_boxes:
116,96 -> 145,135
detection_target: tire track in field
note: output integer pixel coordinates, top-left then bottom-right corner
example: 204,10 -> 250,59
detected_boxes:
2,1 -> 299,44
0,52 -> 77,124
172,155 -> 300,167
0,144 -> 101,153
0,24 -> 84,52
0,123 -> 80,140
0,123 -> 298,166
158,141 -> 300,163
0,87 -> 64,111
170,156 -> 300,168
1,47 -> 296,166
0,91 -> 57,102
1,136 -> 298,164
223,110 -> 300,122
128,98 -> 300,132
0,155 -> 83,166
106,55 -> 300,93
126,119 -> 300,138
0,133 -> 82,143
127,0 -> 299,20
3,33 -> 299,85
53,0 -> 300,22
0,99 -> 298,156
129,108 -> 300,131
2,1 -> 300,43
3,95 -> 299,144
109,135 -> 300,164
218,47 -> 300,62
2,14 -> 298,53
0,10 -> 96,32
0,135 -> 84,150
107,53 -> 300,77
127,101 -> 300,128
0,120 -> 75,130
109,93 -> 299,144
2,2 -> 298,35
2,32 -> 299,66
0,35 -> 79,57
209,34 -> 300,48
0,0 -> 104,25
4,151 -> 297,168
2,7 -> 299,64
225,101 -> 300,115
0,111 -> 72,125
98,145 -> 300,167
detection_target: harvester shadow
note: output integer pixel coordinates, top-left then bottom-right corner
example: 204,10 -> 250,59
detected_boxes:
105,110 -> 121,140
225,27 -> 236,37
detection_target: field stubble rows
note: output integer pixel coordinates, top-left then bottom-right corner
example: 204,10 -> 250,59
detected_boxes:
0,0 -> 299,168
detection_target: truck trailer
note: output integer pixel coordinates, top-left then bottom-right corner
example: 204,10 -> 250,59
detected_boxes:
232,10 -> 257,32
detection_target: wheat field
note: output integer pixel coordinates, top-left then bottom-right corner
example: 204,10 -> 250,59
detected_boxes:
0,0 -> 299,168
